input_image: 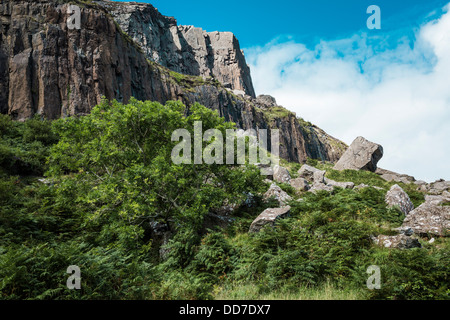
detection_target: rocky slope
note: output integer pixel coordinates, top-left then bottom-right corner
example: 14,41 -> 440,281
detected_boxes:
0,0 -> 346,163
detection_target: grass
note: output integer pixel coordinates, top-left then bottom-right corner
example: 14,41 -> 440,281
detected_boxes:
213,281 -> 367,300
263,106 -> 294,122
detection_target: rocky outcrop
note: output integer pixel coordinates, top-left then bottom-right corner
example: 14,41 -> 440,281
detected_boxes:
249,206 -> 291,233
103,1 -> 256,97
0,0 -> 346,166
385,184 -> 414,215
334,136 -> 383,172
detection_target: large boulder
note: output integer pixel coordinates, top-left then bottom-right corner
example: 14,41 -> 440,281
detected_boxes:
400,202 -> 450,237
249,206 -> 291,233
264,183 -> 292,206
385,184 -> 414,215
333,136 -> 383,172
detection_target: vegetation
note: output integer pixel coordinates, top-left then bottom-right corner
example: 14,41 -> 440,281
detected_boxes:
0,100 -> 448,300
263,106 -> 294,122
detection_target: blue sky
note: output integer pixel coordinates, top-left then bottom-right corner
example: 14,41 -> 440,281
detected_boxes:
114,1 -> 450,182
136,0 -> 448,48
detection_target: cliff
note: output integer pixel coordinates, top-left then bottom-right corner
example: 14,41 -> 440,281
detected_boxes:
102,0 -> 256,97
0,0 -> 346,163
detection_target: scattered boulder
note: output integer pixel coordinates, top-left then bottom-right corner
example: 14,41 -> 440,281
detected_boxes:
273,165 -> 291,183
401,202 -> 450,237
297,164 -> 321,182
376,168 -> 415,184
333,136 -> 383,172
264,183 -> 292,206
309,183 -> 334,194
385,184 -> 414,215
354,183 -> 370,190
373,234 -> 421,249
324,178 -> 355,189
427,180 -> 450,195
313,170 -> 326,184
424,191 -> 450,206
249,206 -> 291,233
289,177 -> 310,192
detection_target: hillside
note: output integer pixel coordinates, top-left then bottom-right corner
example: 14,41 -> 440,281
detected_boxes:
0,0 -> 346,164
0,0 -> 449,302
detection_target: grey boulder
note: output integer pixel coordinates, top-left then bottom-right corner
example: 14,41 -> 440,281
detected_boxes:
401,202 -> 450,237
264,183 -> 292,206
333,136 -> 383,172
385,184 -> 414,215
249,206 -> 291,233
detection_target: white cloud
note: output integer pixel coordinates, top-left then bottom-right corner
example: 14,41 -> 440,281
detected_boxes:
246,4 -> 450,182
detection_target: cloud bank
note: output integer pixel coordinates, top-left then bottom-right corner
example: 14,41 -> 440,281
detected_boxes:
246,4 -> 450,182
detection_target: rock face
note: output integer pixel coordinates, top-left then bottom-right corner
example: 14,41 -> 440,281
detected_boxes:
385,184 -> 414,215
0,0 -> 346,165
104,1 -> 256,97
249,206 -> 291,233
334,136 -> 383,172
